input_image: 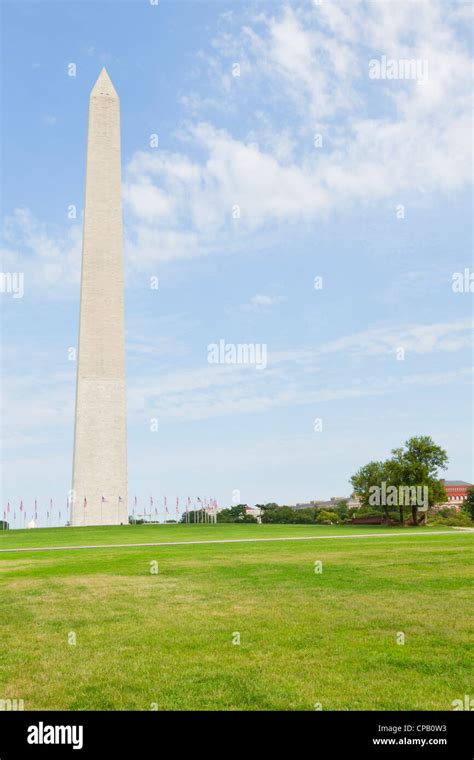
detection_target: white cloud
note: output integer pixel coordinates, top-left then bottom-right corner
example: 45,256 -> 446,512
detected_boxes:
124,319 -> 473,421
317,319 -> 474,357
1,207 -> 81,293
123,1 -> 472,267
238,293 -> 285,312
5,3 -> 472,275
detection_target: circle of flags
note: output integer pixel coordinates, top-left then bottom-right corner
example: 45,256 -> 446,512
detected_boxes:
2,496 -> 219,529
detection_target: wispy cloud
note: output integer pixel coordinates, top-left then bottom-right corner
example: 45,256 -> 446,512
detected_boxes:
237,293 -> 285,312
122,0 -> 472,266
1,207 -> 81,293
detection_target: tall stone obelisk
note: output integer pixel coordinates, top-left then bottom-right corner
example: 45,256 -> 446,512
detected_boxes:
71,68 -> 128,526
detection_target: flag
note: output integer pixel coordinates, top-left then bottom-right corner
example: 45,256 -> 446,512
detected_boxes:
34,499 -> 37,519
101,495 -> 107,503
84,497 -> 87,509
176,497 -> 179,516
20,501 -> 23,512
7,502 -> 10,513
133,496 -> 137,516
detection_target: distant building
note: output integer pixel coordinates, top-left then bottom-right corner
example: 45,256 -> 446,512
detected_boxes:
347,496 -> 362,510
439,480 -> 472,508
294,496 -> 361,510
244,506 -> 262,522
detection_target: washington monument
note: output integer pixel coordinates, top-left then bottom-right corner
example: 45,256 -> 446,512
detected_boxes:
71,68 -> 128,526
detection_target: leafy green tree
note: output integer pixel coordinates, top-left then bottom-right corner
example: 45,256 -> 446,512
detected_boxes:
350,460 -> 392,521
391,436 -> 448,524
462,486 -> 474,521
216,505 -> 249,523
315,510 -> 338,525
260,506 -> 317,524
241,514 -> 258,523
261,506 -> 294,524
351,436 -> 448,526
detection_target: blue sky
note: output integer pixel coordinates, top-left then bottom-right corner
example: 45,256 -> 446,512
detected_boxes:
1,0 -> 473,524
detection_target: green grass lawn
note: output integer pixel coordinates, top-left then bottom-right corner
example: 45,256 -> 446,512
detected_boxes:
0,521 -> 459,549
0,523 -> 472,710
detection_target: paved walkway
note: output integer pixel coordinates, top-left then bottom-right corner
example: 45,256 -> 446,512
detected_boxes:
0,530 -> 467,554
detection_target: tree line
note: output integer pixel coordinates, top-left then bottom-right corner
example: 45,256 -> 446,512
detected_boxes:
213,437 -> 474,527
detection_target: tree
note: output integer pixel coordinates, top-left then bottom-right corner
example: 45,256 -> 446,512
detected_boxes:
391,436 -> 448,524
350,436 -> 448,526
462,486 -> 474,521
260,506 -> 317,524
241,514 -> 258,523
350,460 -> 392,521
216,505 -> 249,523
315,509 -> 339,525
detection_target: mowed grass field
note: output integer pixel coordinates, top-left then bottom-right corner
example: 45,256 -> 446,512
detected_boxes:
0,523 -> 472,711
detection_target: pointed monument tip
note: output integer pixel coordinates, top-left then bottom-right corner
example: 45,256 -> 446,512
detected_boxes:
90,67 -> 118,99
